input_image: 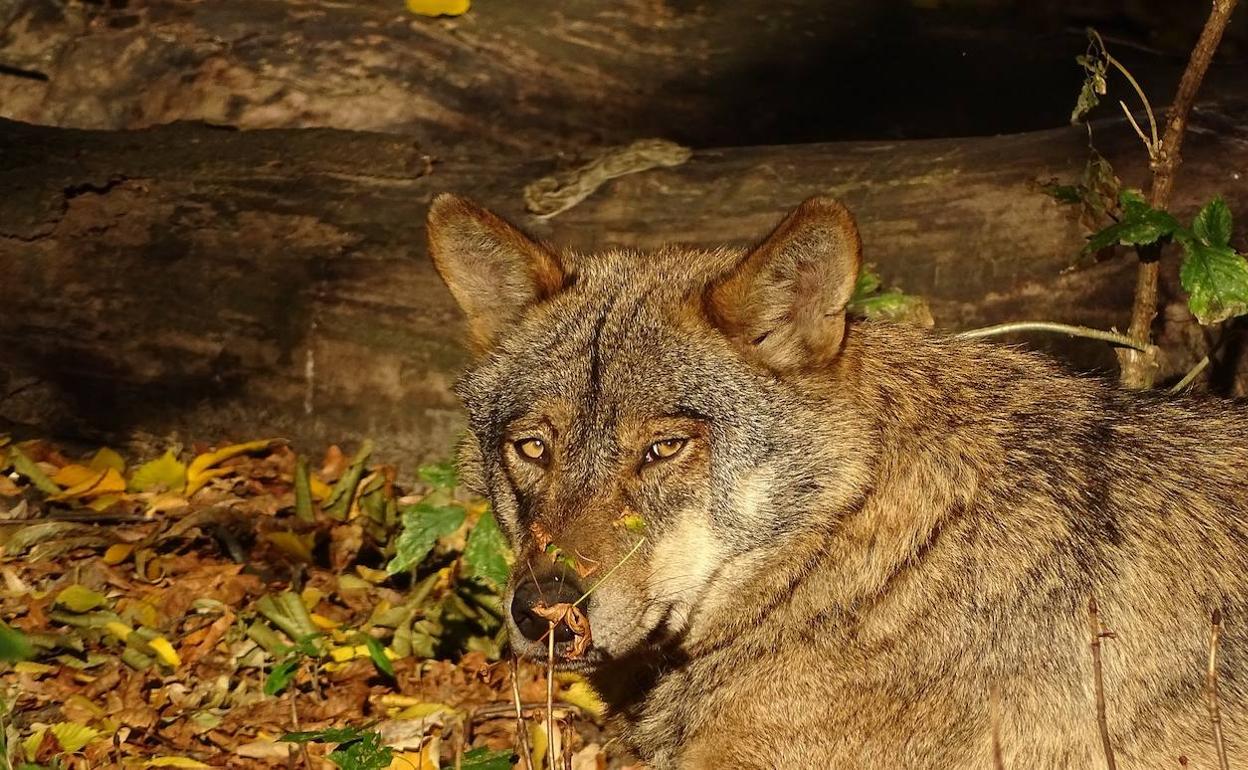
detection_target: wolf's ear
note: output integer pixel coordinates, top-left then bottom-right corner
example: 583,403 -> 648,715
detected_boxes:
427,194 -> 566,351
706,197 -> 862,371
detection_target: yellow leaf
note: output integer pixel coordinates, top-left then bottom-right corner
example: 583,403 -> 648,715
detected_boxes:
309,474 -> 333,500
128,450 -> 187,494
103,543 -> 135,565
146,758 -> 212,768
406,0 -> 469,16
14,661 -> 57,675
529,722 -> 548,770
186,439 -> 276,482
22,726 -> 47,759
185,466 -> 232,497
88,493 -> 124,512
55,584 -> 108,613
52,464 -> 99,488
263,531 -> 315,563
310,613 -> 340,630
395,701 -> 456,720
559,679 -> 606,719
50,721 -> 102,752
328,645 -> 358,663
355,565 -> 389,584
49,467 -> 125,501
147,636 -> 182,667
89,447 -> 126,473
104,621 -> 134,641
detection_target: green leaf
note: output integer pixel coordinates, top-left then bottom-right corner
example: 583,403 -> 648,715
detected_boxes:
847,266 -> 932,326
1193,196 -> 1233,249
281,726 -> 371,744
9,446 -> 60,495
1084,190 -> 1181,253
263,655 -> 302,696
0,622 -> 34,662
1071,51 -> 1107,124
1179,239 -> 1248,325
325,440 -> 373,520
463,511 -> 511,589
329,732 -> 393,770
293,455 -> 315,523
417,460 -> 458,490
54,585 -> 108,613
461,747 -> 516,770
386,500 -> 466,575
363,636 -> 395,678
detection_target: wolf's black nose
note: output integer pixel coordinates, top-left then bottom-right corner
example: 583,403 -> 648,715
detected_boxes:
510,576 -> 583,643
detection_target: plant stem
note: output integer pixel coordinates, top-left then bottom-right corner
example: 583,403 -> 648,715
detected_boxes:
1119,0 -> 1240,389
573,537 -> 645,607
1169,355 -> 1210,394
955,321 -> 1153,353
1207,610 -> 1230,770
1088,597 -> 1118,770
510,658 -> 536,770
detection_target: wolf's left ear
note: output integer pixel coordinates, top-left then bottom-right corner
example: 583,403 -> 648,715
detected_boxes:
706,197 -> 862,371
427,194 -> 566,352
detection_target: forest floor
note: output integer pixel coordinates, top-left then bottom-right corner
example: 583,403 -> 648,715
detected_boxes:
0,436 -> 625,769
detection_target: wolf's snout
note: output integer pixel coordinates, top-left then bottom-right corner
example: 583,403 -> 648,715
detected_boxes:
510,576 -> 583,642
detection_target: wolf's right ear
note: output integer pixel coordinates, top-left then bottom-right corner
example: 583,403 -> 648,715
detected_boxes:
705,197 -> 862,372
427,194 -> 566,352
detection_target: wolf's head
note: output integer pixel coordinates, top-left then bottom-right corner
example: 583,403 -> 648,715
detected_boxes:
427,196 -> 876,665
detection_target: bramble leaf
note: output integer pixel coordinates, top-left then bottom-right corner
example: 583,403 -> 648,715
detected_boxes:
386,500 -> 466,575
463,511 -> 510,589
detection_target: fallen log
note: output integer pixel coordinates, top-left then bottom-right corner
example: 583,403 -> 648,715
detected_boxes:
2,109 -> 1246,462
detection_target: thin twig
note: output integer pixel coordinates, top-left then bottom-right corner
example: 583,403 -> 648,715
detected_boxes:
288,695 -> 314,770
510,658 -> 536,770
1088,597 -> 1118,770
574,537 -> 646,607
1092,29 -> 1159,151
1169,356 -> 1210,394
1120,0 -> 1241,389
1207,609 -> 1231,770
1118,101 -> 1154,156
955,322 -> 1154,353
547,624 -> 558,770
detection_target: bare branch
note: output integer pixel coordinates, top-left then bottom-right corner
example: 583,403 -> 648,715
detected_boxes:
1120,0 -> 1241,388
955,321 -> 1155,354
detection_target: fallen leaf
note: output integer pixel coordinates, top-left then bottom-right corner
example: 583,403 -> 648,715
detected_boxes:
406,0 -> 470,17
129,450 -> 188,494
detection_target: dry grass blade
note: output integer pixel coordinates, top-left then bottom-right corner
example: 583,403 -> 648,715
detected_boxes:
510,657 -> 536,770
1207,609 -> 1231,770
1088,596 -> 1118,770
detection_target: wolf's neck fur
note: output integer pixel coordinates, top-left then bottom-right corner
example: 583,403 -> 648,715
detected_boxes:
684,322 -> 1111,654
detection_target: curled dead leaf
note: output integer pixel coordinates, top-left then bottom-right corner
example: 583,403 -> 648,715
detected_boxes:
532,601 -> 592,659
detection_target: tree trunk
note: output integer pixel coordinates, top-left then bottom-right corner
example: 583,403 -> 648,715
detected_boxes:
2,108 -> 1246,462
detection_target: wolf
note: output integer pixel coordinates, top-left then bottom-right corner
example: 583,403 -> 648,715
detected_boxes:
426,193 -> 1248,769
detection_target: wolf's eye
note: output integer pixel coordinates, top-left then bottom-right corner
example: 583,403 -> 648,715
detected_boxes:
514,438 -> 548,465
644,438 -> 686,465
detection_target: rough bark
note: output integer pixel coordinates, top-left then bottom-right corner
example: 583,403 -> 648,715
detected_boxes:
2,108 -> 1246,461
2,0 -> 1233,152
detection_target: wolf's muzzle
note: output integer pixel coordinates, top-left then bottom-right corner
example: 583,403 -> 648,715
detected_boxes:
510,574 -> 583,642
